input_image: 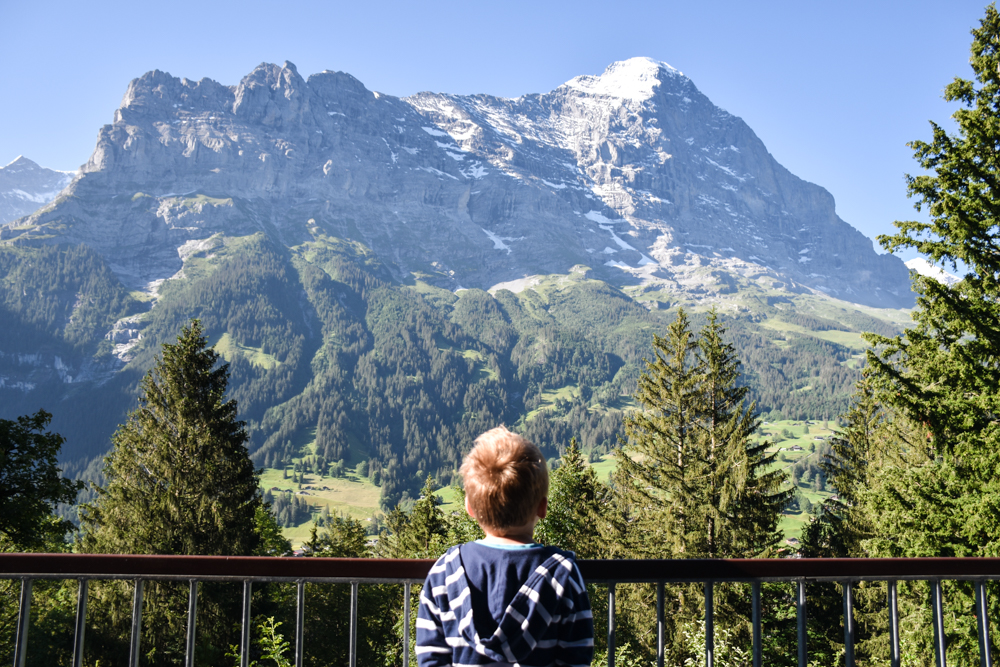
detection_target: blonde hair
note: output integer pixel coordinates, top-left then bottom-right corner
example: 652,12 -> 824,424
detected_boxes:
460,426 -> 548,532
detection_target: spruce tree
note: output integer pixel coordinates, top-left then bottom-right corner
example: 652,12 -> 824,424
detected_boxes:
80,320 -> 260,666
613,308 -> 705,559
832,10 -> 1000,658
868,4 -> 1000,467
82,319 -> 260,555
535,437 -> 608,558
697,310 -> 787,559
613,308 -> 786,560
610,309 -> 788,663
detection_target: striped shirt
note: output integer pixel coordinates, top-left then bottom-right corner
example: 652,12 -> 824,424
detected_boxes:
416,542 -> 594,667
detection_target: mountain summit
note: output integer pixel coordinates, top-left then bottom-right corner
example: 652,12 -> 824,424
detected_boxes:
3,59 -> 912,309
0,156 -> 75,225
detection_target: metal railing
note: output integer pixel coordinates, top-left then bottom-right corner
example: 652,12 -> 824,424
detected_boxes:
3,553 -> 1000,667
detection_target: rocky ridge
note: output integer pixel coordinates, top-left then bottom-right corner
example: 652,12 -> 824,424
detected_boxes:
3,58 -> 913,309
0,156 -> 75,225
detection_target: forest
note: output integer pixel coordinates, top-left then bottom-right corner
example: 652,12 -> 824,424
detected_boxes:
0,222 -> 884,512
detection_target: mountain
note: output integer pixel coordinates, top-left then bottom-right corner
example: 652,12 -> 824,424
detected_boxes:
905,257 -> 960,285
0,156 -> 75,225
0,59 -> 914,506
4,58 -> 911,308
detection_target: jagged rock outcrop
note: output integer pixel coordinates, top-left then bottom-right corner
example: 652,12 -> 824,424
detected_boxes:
3,58 -> 913,307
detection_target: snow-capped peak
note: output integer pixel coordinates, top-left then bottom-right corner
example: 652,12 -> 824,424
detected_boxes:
905,258 -> 960,285
561,57 -> 679,101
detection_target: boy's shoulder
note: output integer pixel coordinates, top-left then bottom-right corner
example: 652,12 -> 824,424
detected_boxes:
431,541 -> 583,584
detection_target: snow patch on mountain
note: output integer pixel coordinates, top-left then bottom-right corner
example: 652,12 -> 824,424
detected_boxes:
562,57 -> 678,101
905,258 -> 960,285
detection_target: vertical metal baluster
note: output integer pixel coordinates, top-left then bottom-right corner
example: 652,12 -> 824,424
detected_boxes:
185,580 -> 198,667
241,580 -> 252,667
752,582 -> 762,667
889,580 -> 900,667
656,581 -> 664,667
296,581 -> 305,667
607,583 -> 616,667
349,581 -> 359,667
932,579 -> 947,667
129,579 -> 144,667
977,580 -> 993,667
843,581 -> 855,667
13,578 -> 31,667
705,581 -> 714,667
796,580 -> 807,667
73,579 -> 88,667
403,582 -> 411,667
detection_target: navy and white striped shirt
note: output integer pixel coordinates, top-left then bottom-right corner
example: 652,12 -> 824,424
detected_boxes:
417,542 -> 594,667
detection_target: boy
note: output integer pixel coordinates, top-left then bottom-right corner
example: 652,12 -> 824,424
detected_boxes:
416,426 -> 594,667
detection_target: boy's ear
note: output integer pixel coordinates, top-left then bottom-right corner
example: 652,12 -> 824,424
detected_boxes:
465,494 -> 476,519
537,496 -> 548,519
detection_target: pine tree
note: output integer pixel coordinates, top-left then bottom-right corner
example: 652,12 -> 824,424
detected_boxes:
832,11 -> 1000,658
613,308 -> 705,559
869,4 -> 1000,466
377,476 -> 448,559
535,437 -> 608,558
613,309 -> 786,560
697,310 -> 787,559
82,319 -> 260,555
609,309 -> 789,663
80,320 -> 261,666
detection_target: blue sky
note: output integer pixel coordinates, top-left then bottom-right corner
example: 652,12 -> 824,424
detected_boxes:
0,0 -> 988,257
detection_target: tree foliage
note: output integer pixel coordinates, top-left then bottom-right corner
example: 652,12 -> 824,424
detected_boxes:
613,309 -> 787,560
81,319 -> 260,556
79,319 -> 261,667
804,8 -> 1000,662
608,308 -> 788,663
535,437 -> 608,559
0,410 -> 81,548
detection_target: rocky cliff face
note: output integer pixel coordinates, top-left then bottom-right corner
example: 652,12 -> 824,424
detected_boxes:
3,58 -> 913,308
0,156 -> 75,225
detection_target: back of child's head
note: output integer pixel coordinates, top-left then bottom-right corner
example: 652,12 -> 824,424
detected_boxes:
461,426 -> 548,532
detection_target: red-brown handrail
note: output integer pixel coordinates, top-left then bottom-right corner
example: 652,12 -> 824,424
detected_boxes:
4,552 -> 1000,582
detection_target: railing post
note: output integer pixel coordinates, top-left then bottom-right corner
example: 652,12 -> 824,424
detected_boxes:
656,581 -> 664,667
932,579 -> 947,667
752,582 -> 762,667
349,581 -> 359,667
73,579 -> 88,667
705,581 -> 714,667
13,578 -> 31,667
797,580 -> 807,667
296,581 -> 305,667
185,579 -> 198,667
976,580 -> 993,667
843,581 -> 855,667
404,582 -> 411,667
889,580 -> 900,667
607,583 -> 616,667
129,579 -> 144,667
241,580 -> 252,667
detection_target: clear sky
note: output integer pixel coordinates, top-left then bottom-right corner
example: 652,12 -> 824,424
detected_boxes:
0,0 -> 989,258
